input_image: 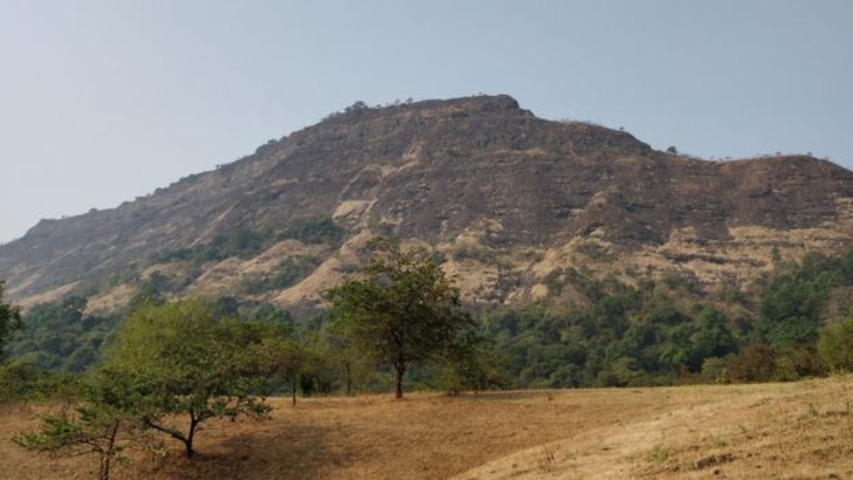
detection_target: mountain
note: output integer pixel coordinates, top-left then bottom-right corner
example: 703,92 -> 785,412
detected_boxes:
2,94 -> 853,314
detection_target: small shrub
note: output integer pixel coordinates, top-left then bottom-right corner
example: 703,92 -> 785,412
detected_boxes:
807,402 -> 821,417
538,447 -> 556,473
818,318 -> 853,372
649,444 -> 668,463
542,268 -> 567,295
700,357 -> 728,383
575,241 -> 609,261
709,437 -> 729,448
13,402 -> 127,480
430,251 -> 448,265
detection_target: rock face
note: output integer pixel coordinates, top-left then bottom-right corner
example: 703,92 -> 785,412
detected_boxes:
2,95 -> 853,312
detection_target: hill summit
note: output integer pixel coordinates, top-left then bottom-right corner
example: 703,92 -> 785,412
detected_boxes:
2,94 -> 853,313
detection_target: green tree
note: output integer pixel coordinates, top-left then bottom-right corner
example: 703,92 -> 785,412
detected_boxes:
434,341 -> 508,395
691,308 -> 736,365
314,321 -> 375,396
251,335 -> 307,406
326,238 -> 475,399
0,279 -> 22,360
100,299 -> 271,457
659,323 -> 696,372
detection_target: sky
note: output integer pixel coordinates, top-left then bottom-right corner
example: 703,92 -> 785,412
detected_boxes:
1,0 -> 851,243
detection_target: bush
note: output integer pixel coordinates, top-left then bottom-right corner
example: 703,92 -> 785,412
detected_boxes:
700,357 -> 728,383
818,318 -> 853,372
773,344 -> 824,381
13,397 -> 128,480
0,361 -> 83,404
725,344 -> 776,383
0,360 -> 37,403
451,246 -> 495,264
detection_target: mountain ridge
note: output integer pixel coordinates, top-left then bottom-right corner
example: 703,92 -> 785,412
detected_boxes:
2,94 -> 852,313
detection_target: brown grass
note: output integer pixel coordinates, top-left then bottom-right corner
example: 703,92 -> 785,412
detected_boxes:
2,377 -> 852,479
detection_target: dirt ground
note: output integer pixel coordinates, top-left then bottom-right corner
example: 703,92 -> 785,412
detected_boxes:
1,376 -> 852,479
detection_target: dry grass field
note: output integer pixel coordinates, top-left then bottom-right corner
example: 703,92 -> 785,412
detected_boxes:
1,376 -> 852,479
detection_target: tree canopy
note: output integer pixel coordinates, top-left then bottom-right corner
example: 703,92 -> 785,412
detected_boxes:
99,299 -> 275,457
326,238 -> 475,399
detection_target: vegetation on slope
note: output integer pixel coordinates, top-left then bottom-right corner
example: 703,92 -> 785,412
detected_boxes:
8,245 -> 853,394
148,215 -> 345,268
483,248 -> 853,388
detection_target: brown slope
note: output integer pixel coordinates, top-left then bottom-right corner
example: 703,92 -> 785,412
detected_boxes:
1,94 -> 852,308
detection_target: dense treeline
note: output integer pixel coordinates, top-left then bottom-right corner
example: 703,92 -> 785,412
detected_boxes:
6,297 -> 119,372
484,249 -> 853,387
6,247 -> 853,394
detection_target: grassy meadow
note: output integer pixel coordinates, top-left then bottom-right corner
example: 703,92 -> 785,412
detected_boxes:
2,376 -> 852,479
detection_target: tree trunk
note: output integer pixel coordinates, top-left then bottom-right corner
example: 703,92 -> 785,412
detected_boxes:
185,416 -> 198,458
394,366 -> 405,400
99,454 -> 110,480
345,363 -> 352,396
291,375 -> 297,407
100,419 -> 119,480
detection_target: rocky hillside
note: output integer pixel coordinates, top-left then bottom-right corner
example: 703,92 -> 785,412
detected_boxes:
2,95 -> 853,314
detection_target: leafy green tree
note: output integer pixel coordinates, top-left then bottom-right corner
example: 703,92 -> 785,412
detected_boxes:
659,323 -> 696,371
314,321 -> 376,396
251,335 -> 307,406
0,279 -> 22,360
692,308 -> 736,361
100,299 -> 271,457
434,340 -> 508,395
326,238 -> 475,399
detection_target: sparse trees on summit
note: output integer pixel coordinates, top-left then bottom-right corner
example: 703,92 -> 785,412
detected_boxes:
344,100 -> 370,113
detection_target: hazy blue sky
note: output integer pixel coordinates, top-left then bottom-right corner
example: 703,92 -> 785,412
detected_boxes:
1,0 -> 851,242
